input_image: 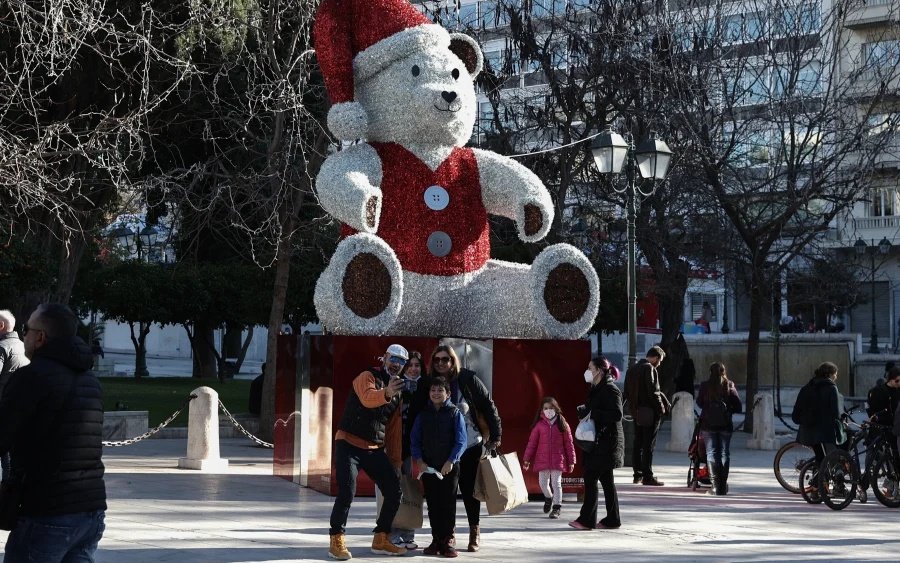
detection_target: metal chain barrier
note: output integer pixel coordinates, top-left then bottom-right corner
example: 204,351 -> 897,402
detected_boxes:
218,399 -> 273,448
102,394 -> 196,447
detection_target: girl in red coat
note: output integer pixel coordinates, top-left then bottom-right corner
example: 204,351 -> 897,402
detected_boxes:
523,397 -> 576,519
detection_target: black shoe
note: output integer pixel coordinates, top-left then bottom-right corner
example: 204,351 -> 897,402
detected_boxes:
424,541 -> 441,556
632,475 -> 642,484
549,505 -> 561,519
543,497 -> 552,513
642,477 -> 665,486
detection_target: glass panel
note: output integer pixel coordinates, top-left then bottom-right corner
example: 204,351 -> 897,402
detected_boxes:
457,2 -> 478,29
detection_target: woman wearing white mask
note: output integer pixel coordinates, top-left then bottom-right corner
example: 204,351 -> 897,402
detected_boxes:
569,356 -> 623,530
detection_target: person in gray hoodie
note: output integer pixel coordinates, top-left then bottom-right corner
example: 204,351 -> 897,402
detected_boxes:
0,309 -> 29,482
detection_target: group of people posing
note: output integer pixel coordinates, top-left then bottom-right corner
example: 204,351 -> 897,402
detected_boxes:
328,343 -> 500,560
328,342 -> 747,560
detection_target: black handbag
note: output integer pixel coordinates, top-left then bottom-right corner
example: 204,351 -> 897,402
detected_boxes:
0,476 -> 24,531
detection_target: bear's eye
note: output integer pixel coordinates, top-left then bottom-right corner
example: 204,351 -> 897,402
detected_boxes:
411,65 -> 421,77
452,68 -> 460,80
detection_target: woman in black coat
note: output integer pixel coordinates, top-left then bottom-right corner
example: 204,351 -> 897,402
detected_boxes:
570,356 -> 623,530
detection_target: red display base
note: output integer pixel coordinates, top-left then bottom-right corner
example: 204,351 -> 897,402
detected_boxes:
273,335 -> 591,497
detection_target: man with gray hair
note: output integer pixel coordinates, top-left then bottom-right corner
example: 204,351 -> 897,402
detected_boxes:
0,303 -> 106,560
0,309 -> 28,482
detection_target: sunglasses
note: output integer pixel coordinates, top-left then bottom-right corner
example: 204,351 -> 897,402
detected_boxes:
433,356 -> 452,364
22,324 -> 44,336
388,355 -> 408,366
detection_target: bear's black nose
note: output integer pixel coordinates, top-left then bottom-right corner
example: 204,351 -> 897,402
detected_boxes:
441,91 -> 457,104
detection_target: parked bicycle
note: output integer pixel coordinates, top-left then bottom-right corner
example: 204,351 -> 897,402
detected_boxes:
803,418 -> 900,510
774,440 -> 814,494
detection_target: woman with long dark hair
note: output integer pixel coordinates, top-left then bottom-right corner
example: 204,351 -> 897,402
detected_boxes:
569,356 -> 623,530
696,362 -> 743,495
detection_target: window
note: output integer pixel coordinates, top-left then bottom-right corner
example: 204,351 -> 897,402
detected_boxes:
863,40 -> 900,68
456,2 -> 478,29
870,188 -> 899,217
689,294 -> 718,323
775,3 -> 819,37
773,61 -> 822,98
479,1 -> 510,29
479,101 -> 495,132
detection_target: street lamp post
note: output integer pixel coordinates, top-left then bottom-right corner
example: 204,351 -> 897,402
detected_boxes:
592,128 -> 672,368
855,237 -> 892,354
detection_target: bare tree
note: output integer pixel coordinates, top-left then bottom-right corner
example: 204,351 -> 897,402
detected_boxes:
661,0 -> 900,425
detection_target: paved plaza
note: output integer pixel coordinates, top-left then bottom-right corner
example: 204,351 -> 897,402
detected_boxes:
1,431 -> 896,562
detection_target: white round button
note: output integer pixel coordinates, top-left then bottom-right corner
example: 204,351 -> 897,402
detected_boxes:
427,231 -> 452,257
423,185 -> 450,211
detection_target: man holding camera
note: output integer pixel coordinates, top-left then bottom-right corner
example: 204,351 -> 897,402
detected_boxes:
328,344 -> 409,560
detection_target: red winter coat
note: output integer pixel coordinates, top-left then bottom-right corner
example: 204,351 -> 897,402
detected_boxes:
523,417 -> 576,473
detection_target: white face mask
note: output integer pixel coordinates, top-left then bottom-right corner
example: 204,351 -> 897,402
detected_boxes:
584,369 -> 594,383
543,409 -> 556,419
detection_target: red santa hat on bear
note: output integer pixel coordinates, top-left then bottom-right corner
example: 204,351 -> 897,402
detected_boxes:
314,0 -> 473,141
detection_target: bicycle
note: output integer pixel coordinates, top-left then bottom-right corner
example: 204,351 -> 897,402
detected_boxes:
774,440 -> 814,494
817,420 -> 897,510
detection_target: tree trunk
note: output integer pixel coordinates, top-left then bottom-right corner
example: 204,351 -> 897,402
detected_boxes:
52,236 -> 87,304
260,211 -> 296,442
186,321 -> 218,379
744,279 -> 765,433
128,321 -> 150,379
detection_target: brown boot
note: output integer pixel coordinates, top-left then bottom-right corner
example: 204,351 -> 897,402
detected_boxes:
467,525 -> 480,552
371,532 -> 406,556
328,533 -> 352,560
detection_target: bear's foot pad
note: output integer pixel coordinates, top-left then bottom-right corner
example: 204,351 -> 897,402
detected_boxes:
342,252 -> 391,319
543,263 -> 590,323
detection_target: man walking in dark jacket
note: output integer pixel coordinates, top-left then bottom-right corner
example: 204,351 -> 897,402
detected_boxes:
624,345 -> 668,486
0,303 -> 107,561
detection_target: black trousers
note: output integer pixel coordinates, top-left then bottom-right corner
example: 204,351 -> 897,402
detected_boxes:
632,419 -> 660,479
457,444 -> 483,527
329,439 -> 400,536
578,465 -> 620,528
422,465 -> 460,540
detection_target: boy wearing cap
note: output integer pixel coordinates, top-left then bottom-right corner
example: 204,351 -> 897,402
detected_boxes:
329,344 -> 409,560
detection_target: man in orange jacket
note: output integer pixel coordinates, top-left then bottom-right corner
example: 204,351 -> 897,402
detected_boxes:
328,343 -> 409,560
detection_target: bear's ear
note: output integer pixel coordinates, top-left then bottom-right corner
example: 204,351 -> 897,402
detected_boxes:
449,33 -> 483,78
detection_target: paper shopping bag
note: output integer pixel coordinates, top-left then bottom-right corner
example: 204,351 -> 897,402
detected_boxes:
392,474 -> 424,530
472,451 -> 529,515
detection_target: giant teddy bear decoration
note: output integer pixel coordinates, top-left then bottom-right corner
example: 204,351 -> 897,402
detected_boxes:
312,0 -> 600,339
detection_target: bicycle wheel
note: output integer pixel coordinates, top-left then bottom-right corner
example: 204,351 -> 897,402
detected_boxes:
871,453 -> 900,508
775,441 -> 814,494
820,450 -> 858,511
687,464 -> 695,488
798,460 -> 822,504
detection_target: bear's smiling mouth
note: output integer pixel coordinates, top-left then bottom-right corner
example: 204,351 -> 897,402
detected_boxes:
433,101 -> 461,113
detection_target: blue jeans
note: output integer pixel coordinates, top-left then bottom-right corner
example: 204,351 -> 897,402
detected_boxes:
4,510 -> 105,562
701,430 -> 732,468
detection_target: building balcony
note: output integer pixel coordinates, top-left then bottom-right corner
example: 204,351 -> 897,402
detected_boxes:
845,0 -> 899,29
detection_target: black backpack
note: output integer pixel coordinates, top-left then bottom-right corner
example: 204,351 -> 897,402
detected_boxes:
704,397 -> 730,428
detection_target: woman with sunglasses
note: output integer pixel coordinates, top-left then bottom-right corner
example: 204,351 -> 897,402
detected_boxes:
410,344 -> 501,552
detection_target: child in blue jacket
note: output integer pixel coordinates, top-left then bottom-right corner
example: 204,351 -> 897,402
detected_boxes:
411,376 -> 467,558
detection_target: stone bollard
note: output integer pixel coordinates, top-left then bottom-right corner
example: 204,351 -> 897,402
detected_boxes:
667,391 -> 695,452
746,392 -> 778,450
178,387 -> 229,471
